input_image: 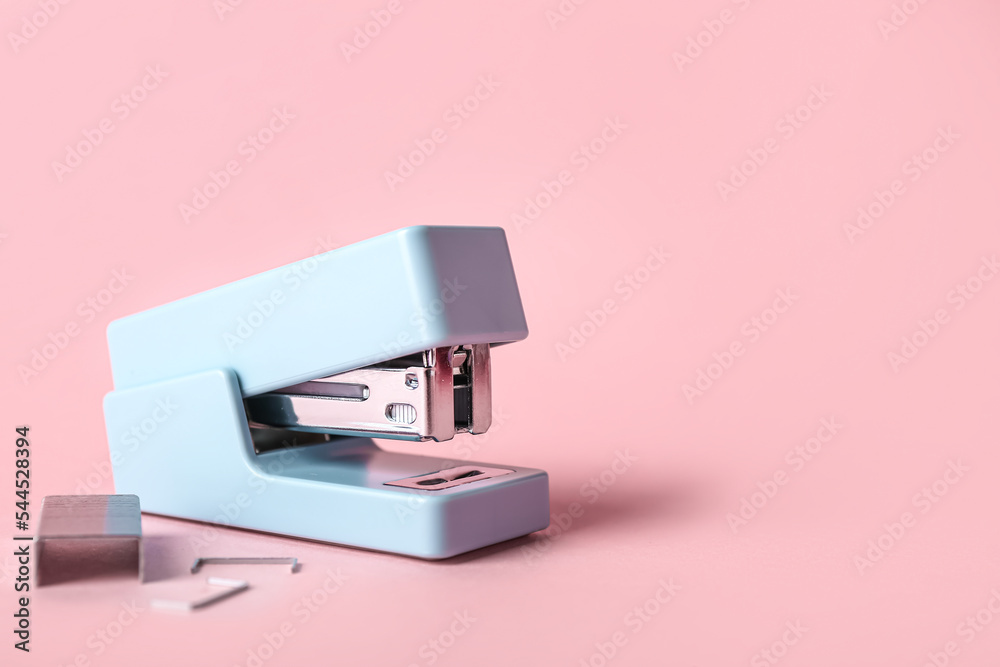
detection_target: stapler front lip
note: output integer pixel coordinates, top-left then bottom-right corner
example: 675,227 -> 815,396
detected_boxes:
244,343 -> 491,443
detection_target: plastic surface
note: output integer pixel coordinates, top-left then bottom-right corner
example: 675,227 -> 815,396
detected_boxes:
107,225 -> 528,396
102,226 -> 547,558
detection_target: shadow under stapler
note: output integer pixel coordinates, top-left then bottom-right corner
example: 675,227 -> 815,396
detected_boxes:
129,473 -> 715,569
440,474 -> 715,565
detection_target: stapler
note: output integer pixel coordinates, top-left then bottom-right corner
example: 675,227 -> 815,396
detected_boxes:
102,226 -> 548,559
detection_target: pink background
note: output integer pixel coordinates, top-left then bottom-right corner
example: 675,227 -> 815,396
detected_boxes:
3,0 -> 1000,665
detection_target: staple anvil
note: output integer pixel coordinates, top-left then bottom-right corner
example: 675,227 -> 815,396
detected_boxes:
103,226 -> 549,558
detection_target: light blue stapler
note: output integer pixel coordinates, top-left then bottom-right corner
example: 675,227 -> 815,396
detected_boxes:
102,226 -> 549,558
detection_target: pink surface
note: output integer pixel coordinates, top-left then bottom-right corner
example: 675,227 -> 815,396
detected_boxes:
3,0 -> 999,665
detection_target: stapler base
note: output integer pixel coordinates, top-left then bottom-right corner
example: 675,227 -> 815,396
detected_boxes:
104,368 -> 549,559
